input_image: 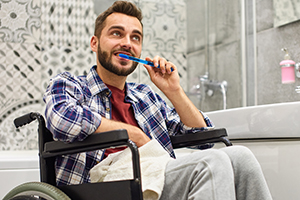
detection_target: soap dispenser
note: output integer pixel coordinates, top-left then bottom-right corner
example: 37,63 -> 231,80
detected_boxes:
280,48 -> 295,84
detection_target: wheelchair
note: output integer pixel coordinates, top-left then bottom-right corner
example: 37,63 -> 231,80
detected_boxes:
3,112 -> 232,200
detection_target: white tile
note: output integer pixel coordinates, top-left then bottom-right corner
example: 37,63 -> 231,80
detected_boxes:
0,0 -> 41,43
141,1 -> 187,53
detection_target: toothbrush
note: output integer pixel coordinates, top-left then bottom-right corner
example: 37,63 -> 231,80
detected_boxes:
118,53 -> 174,72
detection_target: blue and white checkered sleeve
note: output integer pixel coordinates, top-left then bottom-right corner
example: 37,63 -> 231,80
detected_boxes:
43,73 -> 102,143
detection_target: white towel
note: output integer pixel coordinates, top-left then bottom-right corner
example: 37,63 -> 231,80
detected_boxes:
90,139 -> 172,200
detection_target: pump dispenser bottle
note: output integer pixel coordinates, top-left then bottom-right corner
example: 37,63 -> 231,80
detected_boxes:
280,48 -> 295,84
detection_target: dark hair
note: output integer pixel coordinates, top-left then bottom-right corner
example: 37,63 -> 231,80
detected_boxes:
94,1 -> 143,38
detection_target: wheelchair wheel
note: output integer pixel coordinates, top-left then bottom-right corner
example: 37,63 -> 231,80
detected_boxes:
3,182 -> 70,200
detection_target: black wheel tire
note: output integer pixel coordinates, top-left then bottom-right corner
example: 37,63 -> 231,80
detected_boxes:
3,182 -> 70,200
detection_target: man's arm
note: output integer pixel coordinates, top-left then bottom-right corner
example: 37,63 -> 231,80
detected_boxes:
144,56 -> 207,128
94,117 -> 151,147
164,87 -> 207,128
43,73 -> 102,143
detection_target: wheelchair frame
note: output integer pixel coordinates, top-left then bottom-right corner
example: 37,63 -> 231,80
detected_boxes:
4,112 -> 232,200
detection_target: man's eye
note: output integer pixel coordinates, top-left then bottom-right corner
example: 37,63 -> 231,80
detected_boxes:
132,36 -> 140,41
112,32 -> 120,36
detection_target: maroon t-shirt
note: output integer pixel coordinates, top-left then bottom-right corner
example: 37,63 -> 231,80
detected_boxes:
103,84 -> 139,158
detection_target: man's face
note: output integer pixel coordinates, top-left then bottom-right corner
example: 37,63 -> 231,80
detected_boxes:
97,13 -> 143,76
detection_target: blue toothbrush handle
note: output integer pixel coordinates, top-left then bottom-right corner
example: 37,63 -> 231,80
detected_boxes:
142,60 -> 174,72
145,61 -> 159,68
118,54 -> 174,72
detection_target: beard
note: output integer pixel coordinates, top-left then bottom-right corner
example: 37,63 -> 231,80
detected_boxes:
97,43 -> 138,76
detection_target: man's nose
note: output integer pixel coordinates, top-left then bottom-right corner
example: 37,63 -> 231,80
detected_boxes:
120,35 -> 132,49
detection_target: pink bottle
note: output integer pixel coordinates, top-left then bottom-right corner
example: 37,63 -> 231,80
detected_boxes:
280,48 -> 295,84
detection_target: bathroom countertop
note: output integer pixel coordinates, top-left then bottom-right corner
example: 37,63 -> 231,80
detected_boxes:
206,101 -> 300,139
0,150 -> 39,170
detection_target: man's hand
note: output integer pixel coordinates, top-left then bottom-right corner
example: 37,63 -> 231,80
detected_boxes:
143,56 -> 181,96
144,55 -> 207,129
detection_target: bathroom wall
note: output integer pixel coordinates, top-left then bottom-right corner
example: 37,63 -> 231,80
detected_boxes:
0,0 -> 187,150
186,0 -> 243,111
255,0 -> 300,105
0,0 -> 97,151
2,0 -> 300,150
186,0 -> 300,111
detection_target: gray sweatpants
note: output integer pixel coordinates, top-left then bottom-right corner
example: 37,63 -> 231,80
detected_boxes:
159,145 -> 272,200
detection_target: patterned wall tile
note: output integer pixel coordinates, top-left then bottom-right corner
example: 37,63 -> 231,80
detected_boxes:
41,44 -> 96,90
141,0 -> 187,53
0,0 -> 188,150
0,41 -> 42,150
0,100 -> 43,150
0,42 -> 42,111
0,0 -> 41,43
41,0 -> 96,48
0,43 -> 8,103
0,43 -> 43,151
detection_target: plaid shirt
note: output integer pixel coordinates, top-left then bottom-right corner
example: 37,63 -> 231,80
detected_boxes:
43,66 -> 213,186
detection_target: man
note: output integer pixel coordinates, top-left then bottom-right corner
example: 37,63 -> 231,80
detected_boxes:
43,1 -> 272,199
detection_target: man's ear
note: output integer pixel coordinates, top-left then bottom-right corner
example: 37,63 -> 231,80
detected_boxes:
90,36 -> 98,52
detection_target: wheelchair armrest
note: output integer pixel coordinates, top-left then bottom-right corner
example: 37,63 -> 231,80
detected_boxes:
170,128 -> 232,149
41,129 -> 142,187
43,129 -> 129,157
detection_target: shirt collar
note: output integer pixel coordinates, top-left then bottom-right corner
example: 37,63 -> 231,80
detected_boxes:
87,65 -> 110,96
124,84 -> 138,103
87,66 -> 138,102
